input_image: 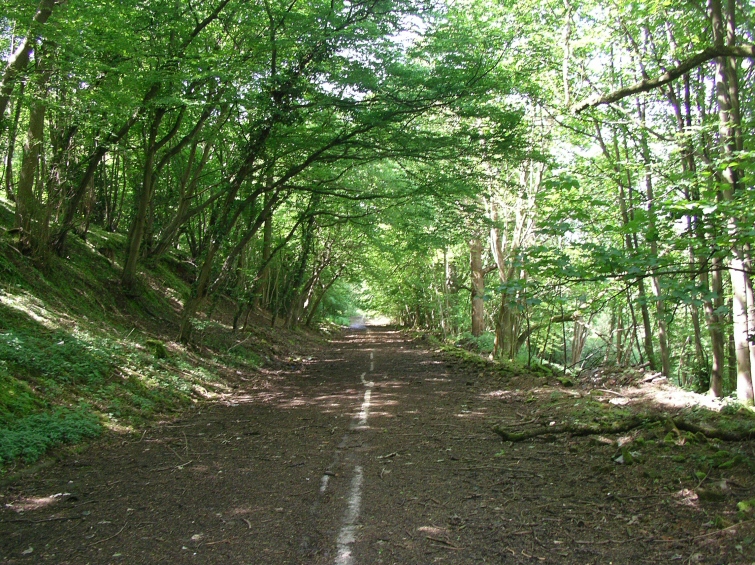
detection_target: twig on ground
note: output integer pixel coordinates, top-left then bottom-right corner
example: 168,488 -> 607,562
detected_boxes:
574,521 -> 754,546
595,389 -> 625,396
152,460 -> 193,472
166,443 -> 185,461
204,537 -> 236,546
653,520 -> 754,543
425,536 -> 462,549
89,522 -> 128,546
2,515 -> 84,524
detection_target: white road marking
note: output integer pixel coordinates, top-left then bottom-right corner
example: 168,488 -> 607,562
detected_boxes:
359,372 -> 374,387
335,465 -> 364,565
356,389 -> 372,427
331,350 -> 374,564
370,352 -> 373,360
320,474 -> 330,493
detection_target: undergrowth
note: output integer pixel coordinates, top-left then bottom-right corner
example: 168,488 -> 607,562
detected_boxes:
0,328 -> 113,387
0,222 -> 271,473
422,331 -> 557,380
0,407 -> 101,465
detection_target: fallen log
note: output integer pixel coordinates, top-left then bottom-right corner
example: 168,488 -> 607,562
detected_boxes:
672,418 -> 755,442
493,415 -> 755,443
492,417 -> 643,442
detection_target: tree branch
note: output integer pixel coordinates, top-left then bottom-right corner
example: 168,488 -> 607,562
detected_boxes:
572,44 -> 755,113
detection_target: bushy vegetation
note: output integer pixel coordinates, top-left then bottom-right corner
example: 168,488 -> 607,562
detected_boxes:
0,407 -> 101,465
0,227 -> 272,472
455,331 -> 496,354
0,364 -> 43,426
0,328 -> 113,387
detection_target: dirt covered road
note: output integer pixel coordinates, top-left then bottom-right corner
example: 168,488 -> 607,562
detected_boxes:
2,328 -> 754,564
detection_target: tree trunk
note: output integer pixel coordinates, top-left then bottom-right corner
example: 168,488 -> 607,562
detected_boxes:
596,122 -> 656,370
122,109 -> 165,292
231,245 -> 248,332
3,82 -> 25,200
637,99 -> 670,376
673,70 -> 726,395
571,315 -> 588,367
470,238 -> 484,337
14,49 -> 49,256
703,261 -> 726,396
710,0 -> 754,404
254,187 -> 275,309
178,243 -> 218,342
0,0 -> 57,129
148,141 -> 212,262
305,266 -> 344,327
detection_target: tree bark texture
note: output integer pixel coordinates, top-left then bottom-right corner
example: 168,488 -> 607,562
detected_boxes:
470,238 -> 484,337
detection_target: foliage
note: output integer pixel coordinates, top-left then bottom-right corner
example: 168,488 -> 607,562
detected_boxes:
0,327 -> 113,387
0,362 -> 43,426
456,331 -> 496,354
0,406 -> 101,465
0,0 -> 754,462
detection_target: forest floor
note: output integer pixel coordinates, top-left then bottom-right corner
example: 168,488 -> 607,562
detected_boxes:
2,327 -> 755,565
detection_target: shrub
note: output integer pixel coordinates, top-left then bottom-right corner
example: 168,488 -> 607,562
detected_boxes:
455,331 -> 496,354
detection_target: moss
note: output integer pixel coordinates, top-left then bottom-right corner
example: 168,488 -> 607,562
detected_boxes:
146,339 -> 169,359
0,365 -> 44,426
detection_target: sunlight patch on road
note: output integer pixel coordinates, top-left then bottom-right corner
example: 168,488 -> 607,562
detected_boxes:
486,390 -> 515,398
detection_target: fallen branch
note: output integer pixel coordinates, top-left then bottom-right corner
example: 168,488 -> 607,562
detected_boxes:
425,536 -> 462,549
2,515 -> 83,524
492,417 -> 643,442
672,418 -> 755,442
151,459 -> 194,472
204,537 -> 236,546
493,414 -> 755,443
89,522 -> 128,546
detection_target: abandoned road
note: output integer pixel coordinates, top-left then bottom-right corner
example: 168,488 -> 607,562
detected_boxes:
1,329 -> 748,564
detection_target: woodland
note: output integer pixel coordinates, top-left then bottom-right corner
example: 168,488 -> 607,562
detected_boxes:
2,0 -> 755,447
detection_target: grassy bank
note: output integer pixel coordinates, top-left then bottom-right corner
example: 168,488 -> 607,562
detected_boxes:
0,204 -> 312,473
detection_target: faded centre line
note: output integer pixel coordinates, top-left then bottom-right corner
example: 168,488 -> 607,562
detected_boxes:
332,343 -> 375,564
334,465 -> 364,565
